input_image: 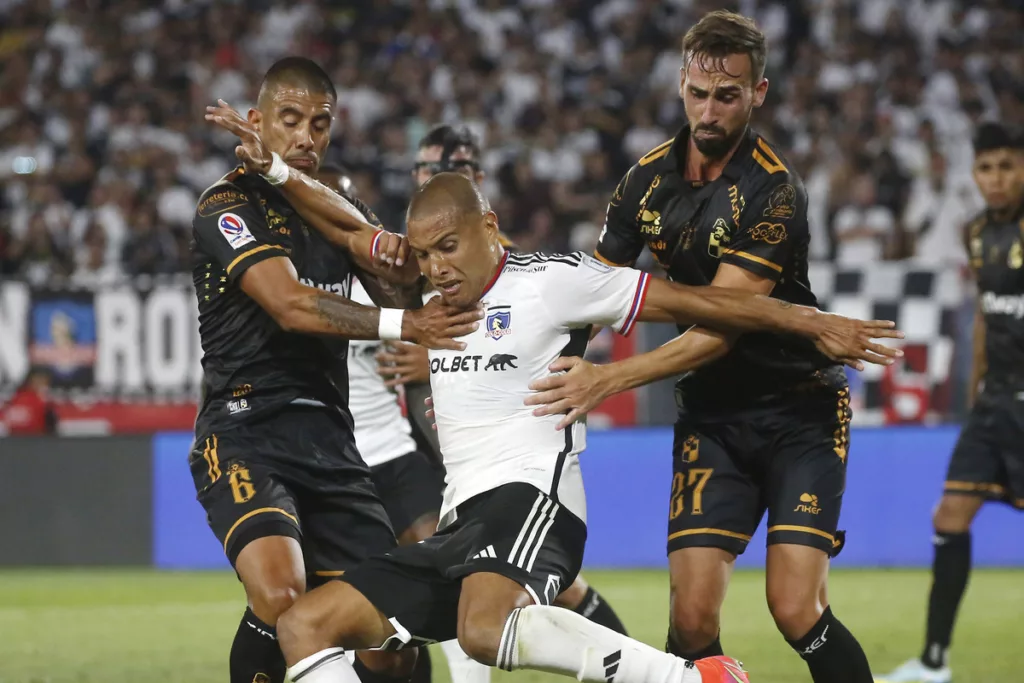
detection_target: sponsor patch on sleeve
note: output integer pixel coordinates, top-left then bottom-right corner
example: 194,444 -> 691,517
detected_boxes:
198,189 -> 247,216
581,253 -> 613,273
218,213 -> 257,249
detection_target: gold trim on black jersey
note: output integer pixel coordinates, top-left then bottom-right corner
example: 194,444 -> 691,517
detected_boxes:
226,244 -> 288,275
721,247 -> 783,273
639,139 -> 673,166
752,138 -> 788,175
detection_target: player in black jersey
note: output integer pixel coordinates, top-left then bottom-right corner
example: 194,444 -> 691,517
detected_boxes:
192,58 -> 482,683
877,125 -> 1024,683
527,12 -> 882,683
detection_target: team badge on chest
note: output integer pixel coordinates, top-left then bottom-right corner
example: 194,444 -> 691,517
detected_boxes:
485,306 -> 512,340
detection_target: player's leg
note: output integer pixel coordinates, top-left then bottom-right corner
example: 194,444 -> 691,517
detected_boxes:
553,574 -> 629,635
370,451 -> 485,683
294,410 -> 420,683
878,405 -> 1001,683
665,421 -> 758,660
764,388 -> 870,683
190,430 -> 308,683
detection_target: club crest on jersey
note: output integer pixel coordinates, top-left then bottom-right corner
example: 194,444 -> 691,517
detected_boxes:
485,309 -> 512,339
218,212 -> 256,249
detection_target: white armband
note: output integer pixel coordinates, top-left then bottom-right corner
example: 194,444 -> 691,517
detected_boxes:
378,308 -> 405,341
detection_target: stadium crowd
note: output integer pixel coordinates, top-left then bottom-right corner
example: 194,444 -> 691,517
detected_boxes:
0,0 -> 1022,287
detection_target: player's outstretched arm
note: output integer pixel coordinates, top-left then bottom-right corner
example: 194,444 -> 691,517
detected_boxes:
638,274 -> 903,364
205,100 -> 418,285
239,256 -> 481,350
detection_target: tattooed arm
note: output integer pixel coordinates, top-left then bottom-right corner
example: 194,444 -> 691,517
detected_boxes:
239,257 -> 480,349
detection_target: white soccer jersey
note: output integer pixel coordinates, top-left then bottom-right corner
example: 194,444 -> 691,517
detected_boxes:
348,279 -> 418,468
430,251 -> 650,524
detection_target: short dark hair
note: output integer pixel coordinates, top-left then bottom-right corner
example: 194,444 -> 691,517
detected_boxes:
258,57 -> 336,106
417,124 -> 481,160
973,122 -> 1024,155
682,10 -> 767,82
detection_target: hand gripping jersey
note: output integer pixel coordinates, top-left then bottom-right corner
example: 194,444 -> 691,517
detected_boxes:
429,250 -> 650,524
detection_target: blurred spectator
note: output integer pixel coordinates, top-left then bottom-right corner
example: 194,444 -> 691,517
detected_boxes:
0,367 -> 57,436
0,0 -> 1019,274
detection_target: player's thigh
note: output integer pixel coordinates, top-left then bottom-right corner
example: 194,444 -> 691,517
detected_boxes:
370,451 -> 444,545
764,395 -> 850,557
996,395 -> 1024,509
667,419 -> 762,557
189,432 -> 303,568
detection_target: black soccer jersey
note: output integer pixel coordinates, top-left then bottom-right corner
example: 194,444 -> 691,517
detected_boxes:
190,168 -> 381,435
596,125 -> 841,411
965,206 -> 1024,386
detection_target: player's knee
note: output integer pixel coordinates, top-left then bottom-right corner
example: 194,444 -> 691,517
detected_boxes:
552,576 -> 588,609
456,609 -> 505,665
248,580 -> 304,624
932,495 -> 976,533
358,650 -> 419,679
766,590 -> 823,641
669,597 -> 720,651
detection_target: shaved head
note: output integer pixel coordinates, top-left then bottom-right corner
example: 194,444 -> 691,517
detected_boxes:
407,172 -> 490,227
406,173 -> 504,307
257,57 -> 336,109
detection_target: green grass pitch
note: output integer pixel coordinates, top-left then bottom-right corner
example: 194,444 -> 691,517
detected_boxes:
1,568 -> 1020,682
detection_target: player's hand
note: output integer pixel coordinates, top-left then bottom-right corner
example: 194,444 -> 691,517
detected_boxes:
402,298 -> 483,351
525,356 -> 610,430
812,313 -> 905,371
371,229 -> 411,269
205,99 -> 272,175
424,395 -> 437,431
376,341 -> 430,387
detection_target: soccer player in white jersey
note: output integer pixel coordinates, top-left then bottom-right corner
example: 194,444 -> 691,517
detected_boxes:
272,172 -> 902,683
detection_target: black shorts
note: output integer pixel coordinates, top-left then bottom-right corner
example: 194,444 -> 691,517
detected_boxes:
190,405 -> 396,576
370,451 -> 445,538
944,389 -> 1024,509
668,386 -> 851,557
343,482 -> 586,648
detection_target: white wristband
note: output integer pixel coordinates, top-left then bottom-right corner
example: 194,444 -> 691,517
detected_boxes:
378,308 -> 405,341
263,152 -> 290,186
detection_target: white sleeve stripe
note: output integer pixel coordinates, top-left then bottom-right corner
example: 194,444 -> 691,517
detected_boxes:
619,272 -> 650,336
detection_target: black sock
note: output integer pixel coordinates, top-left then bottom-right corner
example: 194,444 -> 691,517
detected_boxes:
572,587 -> 629,636
666,630 -> 724,659
230,607 -> 285,683
353,652 -> 415,683
410,647 -> 431,683
787,606 -> 871,683
921,530 -> 971,669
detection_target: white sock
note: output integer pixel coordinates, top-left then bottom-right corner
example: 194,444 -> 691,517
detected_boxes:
441,639 -> 492,683
286,648 -> 360,683
497,606 -> 702,683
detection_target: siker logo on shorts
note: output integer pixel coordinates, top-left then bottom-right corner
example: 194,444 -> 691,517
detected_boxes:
218,213 -> 256,249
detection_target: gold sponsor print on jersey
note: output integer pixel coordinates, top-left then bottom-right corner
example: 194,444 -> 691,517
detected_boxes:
265,208 -> 291,235
708,217 -> 732,258
198,189 -> 247,217
640,209 -> 662,235
634,175 -> 662,223
763,183 -> 796,219
1009,239 -> 1022,269
728,185 -> 744,227
749,221 -> 788,245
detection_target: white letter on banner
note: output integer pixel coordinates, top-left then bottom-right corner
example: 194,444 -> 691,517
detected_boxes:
145,288 -> 190,391
95,289 -> 144,391
0,282 -> 29,385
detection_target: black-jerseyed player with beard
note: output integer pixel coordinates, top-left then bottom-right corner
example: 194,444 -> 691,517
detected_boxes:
877,125 -> 1024,683
527,12 -> 886,683
191,57 -> 480,683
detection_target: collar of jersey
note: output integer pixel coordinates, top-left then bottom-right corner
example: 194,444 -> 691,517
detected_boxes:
480,250 -> 510,298
663,124 -> 757,183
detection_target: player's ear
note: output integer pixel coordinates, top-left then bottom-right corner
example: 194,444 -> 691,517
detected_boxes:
483,211 -> 499,235
753,78 -> 768,108
475,170 -> 486,185
247,108 -> 262,130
